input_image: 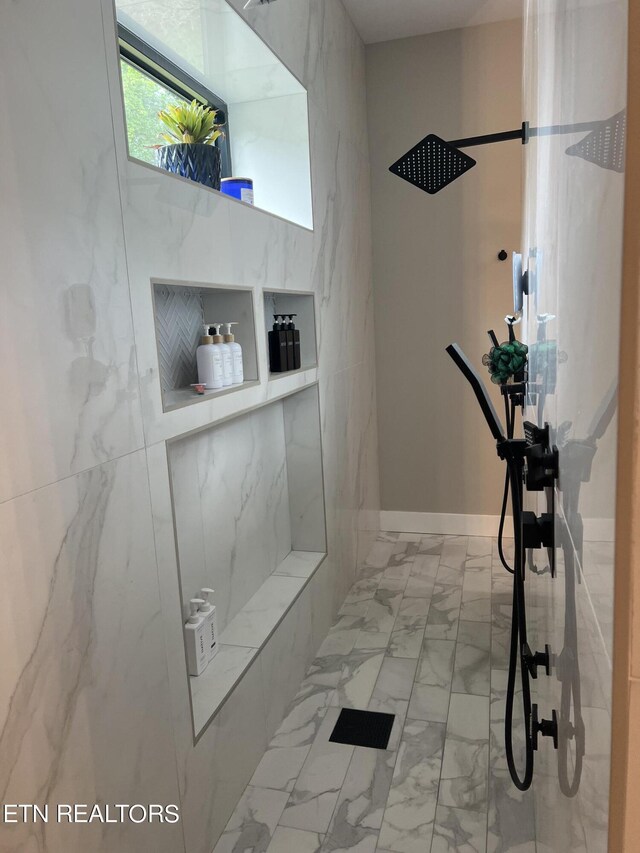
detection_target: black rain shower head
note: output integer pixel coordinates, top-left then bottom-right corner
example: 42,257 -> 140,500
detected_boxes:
391,111 -> 627,194
389,134 -> 476,195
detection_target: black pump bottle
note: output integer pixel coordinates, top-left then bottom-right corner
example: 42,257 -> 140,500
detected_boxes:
268,315 -> 288,372
287,314 -> 301,370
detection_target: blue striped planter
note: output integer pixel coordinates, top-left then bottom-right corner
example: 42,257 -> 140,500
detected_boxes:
156,143 -> 222,191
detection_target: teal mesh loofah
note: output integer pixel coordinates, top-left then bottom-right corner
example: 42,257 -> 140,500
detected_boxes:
482,340 -> 528,385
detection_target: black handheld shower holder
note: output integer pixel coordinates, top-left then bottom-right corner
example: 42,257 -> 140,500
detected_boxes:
446,343 -> 559,790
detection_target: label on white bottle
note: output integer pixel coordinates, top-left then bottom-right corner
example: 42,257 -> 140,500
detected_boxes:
185,621 -> 209,676
197,345 -> 224,390
222,349 -> 233,386
207,608 -> 218,660
211,350 -> 224,387
232,350 -> 244,384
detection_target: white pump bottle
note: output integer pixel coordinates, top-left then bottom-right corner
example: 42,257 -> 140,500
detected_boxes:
223,322 -> 244,385
198,588 -> 219,660
185,598 -> 209,676
210,323 -> 233,387
196,324 -> 224,390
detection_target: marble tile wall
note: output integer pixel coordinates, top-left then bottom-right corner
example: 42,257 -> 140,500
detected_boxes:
169,402 -> 292,630
0,0 -> 379,851
522,0 -> 627,849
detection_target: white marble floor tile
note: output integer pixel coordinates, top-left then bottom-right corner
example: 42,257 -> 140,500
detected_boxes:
436,563 -> 467,586
214,786 -> 290,853
424,583 -> 462,640
316,616 -> 367,658
271,683 -> 335,749
267,826 -> 324,852
403,573 -> 435,598
439,694 -> 490,812
410,553 -> 441,578
341,578 -> 380,612
321,746 -> 395,852
431,805 -> 488,853
440,536 -> 470,568
340,599 -> 374,618
280,708 -> 355,833
353,629 -> 393,653
362,540 -> 397,570
377,575 -> 409,593
417,535 -> 445,555
251,745 -> 312,792
460,592 -> 492,623
367,696 -> 409,753
372,657 -> 418,703
381,564 -> 412,583
466,537 -> 492,559
398,596 -> 431,618
407,639 -> 455,723
388,617 -> 427,659
307,654 -> 354,690
486,768 -> 536,853
378,720 -> 446,853
331,651 -> 386,709
452,621 -> 491,696
358,588 -> 403,635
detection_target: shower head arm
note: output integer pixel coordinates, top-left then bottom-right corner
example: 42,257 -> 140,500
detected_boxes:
448,117 -> 618,149
448,125 -> 527,149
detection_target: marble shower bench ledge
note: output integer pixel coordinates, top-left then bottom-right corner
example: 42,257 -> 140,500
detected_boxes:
190,550 -> 326,737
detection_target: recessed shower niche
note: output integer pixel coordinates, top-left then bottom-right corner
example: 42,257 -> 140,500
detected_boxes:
167,384 -> 326,737
153,280 -> 259,411
263,290 -> 317,377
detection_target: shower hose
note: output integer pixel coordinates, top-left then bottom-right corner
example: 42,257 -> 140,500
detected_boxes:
500,395 -> 535,791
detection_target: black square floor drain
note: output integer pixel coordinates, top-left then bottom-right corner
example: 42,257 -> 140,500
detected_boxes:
329,708 -> 395,750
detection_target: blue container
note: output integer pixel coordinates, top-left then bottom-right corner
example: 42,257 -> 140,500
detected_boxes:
221,177 -> 254,205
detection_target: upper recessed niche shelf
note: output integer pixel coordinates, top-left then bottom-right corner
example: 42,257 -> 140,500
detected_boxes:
115,0 -> 313,229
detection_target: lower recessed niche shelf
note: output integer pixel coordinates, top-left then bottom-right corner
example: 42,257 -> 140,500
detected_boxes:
190,550 -> 325,735
167,384 -> 327,738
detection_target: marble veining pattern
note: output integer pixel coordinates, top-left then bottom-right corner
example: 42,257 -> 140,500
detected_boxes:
215,532 -> 543,853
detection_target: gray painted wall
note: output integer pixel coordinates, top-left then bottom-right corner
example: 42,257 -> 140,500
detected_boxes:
367,20 -> 523,515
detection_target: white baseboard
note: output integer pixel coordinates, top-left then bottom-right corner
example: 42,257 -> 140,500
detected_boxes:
379,510 -> 614,543
379,510 -> 512,538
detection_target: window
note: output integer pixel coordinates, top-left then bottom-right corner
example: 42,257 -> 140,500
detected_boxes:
118,25 -> 232,176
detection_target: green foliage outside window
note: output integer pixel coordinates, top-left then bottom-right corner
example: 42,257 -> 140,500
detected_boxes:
120,59 -> 188,164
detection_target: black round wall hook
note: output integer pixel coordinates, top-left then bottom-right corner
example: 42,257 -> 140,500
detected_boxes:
498,249 -> 508,261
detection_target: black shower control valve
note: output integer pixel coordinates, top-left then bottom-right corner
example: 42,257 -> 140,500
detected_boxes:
523,643 -> 552,679
522,511 -> 554,549
531,705 -> 559,750
523,420 -> 550,448
525,443 -> 559,491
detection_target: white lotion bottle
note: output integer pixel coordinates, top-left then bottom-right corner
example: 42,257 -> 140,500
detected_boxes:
223,322 -> 244,385
199,588 -> 219,660
185,598 -> 209,676
210,323 -> 233,387
196,325 -> 224,390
